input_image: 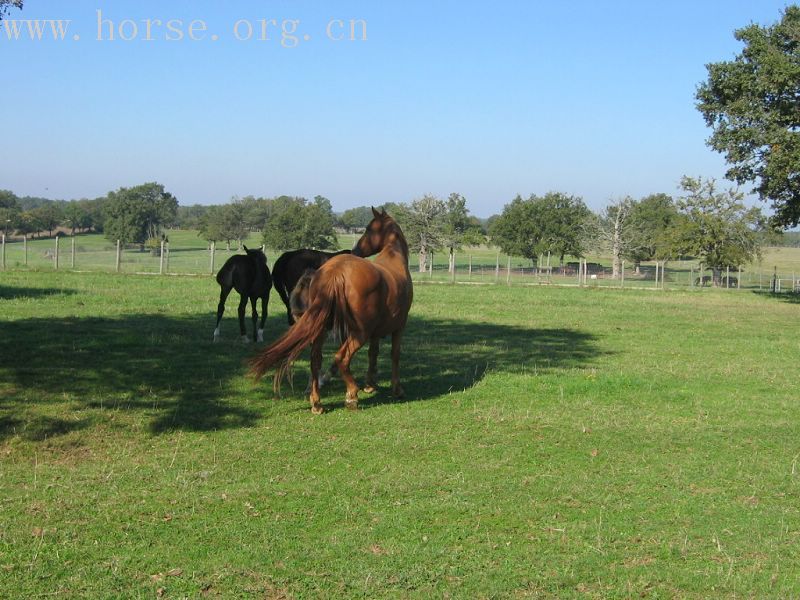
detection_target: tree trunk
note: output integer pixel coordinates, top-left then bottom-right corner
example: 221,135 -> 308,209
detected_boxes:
448,247 -> 455,273
712,267 -> 722,287
611,218 -> 622,279
418,248 -> 427,273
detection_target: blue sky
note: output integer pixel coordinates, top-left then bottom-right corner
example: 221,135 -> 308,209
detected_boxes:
1,0 -> 794,217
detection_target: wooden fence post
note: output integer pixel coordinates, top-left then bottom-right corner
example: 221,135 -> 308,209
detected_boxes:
210,241 -> 216,274
1,234 -> 5,270
165,242 -> 170,273
495,254 -> 499,283
115,240 -> 121,273
55,236 -> 59,270
159,240 -> 165,274
506,256 -> 511,285
621,260 -> 625,288
451,252 -> 456,284
468,255 -> 472,279
23,235 -> 27,266
71,236 -> 75,269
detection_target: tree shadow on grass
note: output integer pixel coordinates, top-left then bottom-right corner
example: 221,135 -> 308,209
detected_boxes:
751,290 -> 800,304
0,310 -> 605,435
0,313 -> 266,440
0,285 -> 78,300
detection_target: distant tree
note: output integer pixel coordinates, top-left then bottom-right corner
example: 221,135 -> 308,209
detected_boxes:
441,193 -> 485,273
30,203 -> 63,238
339,206 -> 374,232
0,0 -> 23,21
593,198 -> 635,279
0,190 -> 20,236
624,193 -> 680,272
398,195 -> 446,273
260,196 -> 337,251
103,183 -> 178,248
672,176 -> 763,285
14,211 -> 38,237
62,201 -> 90,235
490,192 -> 592,265
697,6 -> 800,228
303,196 -> 338,250
175,204 -> 210,230
199,201 -> 250,250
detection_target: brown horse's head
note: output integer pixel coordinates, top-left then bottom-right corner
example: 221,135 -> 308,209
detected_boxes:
352,207 -> 408,259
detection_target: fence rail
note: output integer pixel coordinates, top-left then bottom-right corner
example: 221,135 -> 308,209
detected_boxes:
2,234 -> 799,294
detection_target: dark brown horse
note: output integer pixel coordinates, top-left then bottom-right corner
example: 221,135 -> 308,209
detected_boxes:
272,248 -> 351,325
250,208 -> 413,414
213,246 -> 272,343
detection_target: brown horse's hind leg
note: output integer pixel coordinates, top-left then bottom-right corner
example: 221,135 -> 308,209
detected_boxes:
334,335 -> 365,410
390,330 -> 404,398
362,336 -> 380,393
309,333 -> 325,414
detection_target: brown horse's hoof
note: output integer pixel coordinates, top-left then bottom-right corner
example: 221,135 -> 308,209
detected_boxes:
345,400 -> 359,411
311,404 -> 325,415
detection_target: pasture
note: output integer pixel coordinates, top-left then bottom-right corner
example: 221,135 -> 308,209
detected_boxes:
1,270 -> 799,597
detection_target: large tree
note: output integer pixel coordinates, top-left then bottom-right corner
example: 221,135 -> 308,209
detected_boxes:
490,192 -> 592,265
0,0 -> 22,21
696,6 -> 800,228
594,197 -> 635,279
103,183 -> 178,248
673,176 -> 763,285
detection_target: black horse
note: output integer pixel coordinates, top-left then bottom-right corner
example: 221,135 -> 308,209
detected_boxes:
213,246 -> 272,343
272,248 -> 350,325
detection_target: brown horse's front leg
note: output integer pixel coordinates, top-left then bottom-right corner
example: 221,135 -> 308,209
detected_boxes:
309,334 -> 325,414
335,336 -> 365,410
390,330 -> 404,398
362,336 -> 380,393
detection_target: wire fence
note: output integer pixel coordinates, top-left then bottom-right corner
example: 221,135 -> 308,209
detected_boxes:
2,233 -> 800,294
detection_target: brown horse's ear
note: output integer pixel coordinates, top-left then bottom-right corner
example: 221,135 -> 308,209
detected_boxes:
372,206 -> 381,219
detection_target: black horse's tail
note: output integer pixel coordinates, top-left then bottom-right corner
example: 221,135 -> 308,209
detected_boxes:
249,273 -> 348,390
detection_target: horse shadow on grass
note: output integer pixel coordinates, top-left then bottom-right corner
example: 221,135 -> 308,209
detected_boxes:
277,317 -> 605,413
0,310 -> 604,438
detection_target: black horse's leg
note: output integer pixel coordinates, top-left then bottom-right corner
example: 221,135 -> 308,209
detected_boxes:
258,294 -> 268,342
214,286 -> 232,341
249,295 -> 259,343
237,293 -> 249,342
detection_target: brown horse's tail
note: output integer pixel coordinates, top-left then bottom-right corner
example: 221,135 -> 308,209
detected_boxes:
249,273 -> 346,390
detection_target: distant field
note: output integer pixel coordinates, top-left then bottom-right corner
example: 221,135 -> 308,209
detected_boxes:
1,270 -> 799,597
3,230 -> 800,291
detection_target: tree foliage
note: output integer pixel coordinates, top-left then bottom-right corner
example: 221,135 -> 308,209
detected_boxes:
490,192 -> 592,264
103,183 -> 178,246
0,0 -> 23,21
672,176 -> 763,282
696,6 -> 800,228
260,196 -> 337,251
397,195 -> 447,273
625,193 -> 680,265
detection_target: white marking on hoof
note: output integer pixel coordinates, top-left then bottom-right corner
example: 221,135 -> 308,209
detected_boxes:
257,329 -> 264,342
213,327 -> 220,342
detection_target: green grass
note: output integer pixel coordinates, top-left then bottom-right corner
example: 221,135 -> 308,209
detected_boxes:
1,268 -> 799,597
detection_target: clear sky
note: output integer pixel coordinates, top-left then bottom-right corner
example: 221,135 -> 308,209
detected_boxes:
1,0 -> 794,217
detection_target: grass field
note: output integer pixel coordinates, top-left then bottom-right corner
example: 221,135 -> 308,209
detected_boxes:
1,270 -> 800,597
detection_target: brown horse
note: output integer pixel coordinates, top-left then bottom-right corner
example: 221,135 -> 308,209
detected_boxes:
250,208 -> 413,414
